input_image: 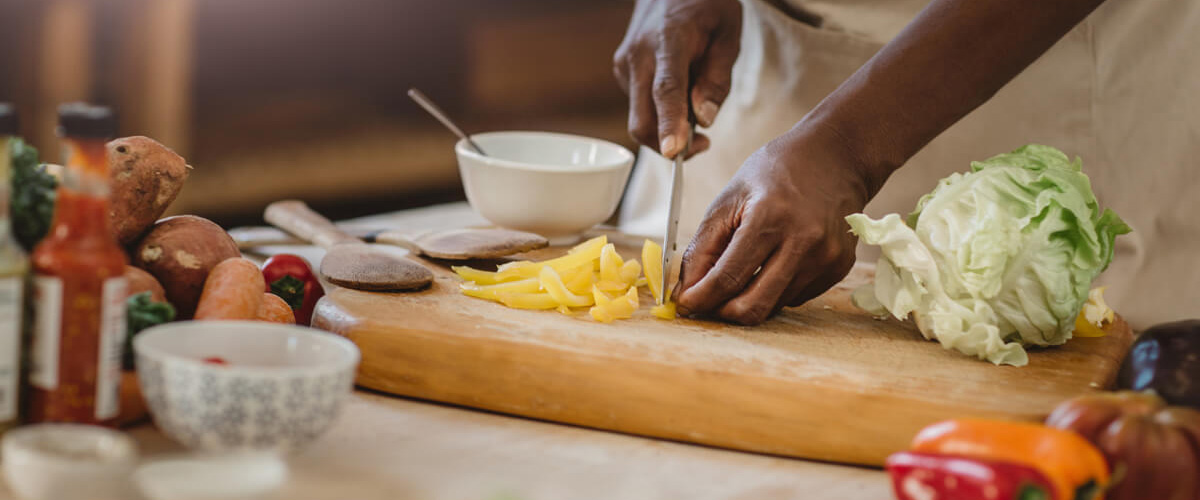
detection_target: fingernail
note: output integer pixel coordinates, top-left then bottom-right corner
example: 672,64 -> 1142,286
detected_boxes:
660,135 -> 679,158
696,100 -> 719,127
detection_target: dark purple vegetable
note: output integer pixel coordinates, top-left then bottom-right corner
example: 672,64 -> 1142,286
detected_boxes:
1117,319 -> 1200,408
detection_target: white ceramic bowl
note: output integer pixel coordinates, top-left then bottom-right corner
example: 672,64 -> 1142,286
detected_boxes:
133,321 -> 360,454
456,131 -> 635,244
2,424 -> 139,500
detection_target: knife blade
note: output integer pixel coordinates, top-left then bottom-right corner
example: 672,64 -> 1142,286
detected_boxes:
660,128 -> 691,305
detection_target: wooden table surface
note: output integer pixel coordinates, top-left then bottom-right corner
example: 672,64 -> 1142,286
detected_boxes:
0,203 -> 892,500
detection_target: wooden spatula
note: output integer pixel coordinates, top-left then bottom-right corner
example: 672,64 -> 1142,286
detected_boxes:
229,222 -> 548,260
366,228 -> 547,260
264,200 -> 434,291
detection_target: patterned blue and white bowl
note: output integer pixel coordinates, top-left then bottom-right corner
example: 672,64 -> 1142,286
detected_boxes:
134,321 -> 360,453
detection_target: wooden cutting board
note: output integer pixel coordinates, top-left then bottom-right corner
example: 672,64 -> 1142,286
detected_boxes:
312,231 -> 1134,466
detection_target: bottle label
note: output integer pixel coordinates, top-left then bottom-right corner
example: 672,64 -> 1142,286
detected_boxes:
0,277 -> 22,421
30,276 -> 63,390
96,276 -> 127,420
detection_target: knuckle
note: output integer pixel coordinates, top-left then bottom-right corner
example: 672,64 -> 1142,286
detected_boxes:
628,121 -> 656,146
724,301 -> 768,326
712,268 -> 746,295
652,73 -> 684,99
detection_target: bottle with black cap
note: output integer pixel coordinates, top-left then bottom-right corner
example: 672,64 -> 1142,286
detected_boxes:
27,103 -> 127,425
0,104 -> 29,433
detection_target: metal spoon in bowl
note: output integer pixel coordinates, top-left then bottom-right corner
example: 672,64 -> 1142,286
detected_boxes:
408,88 -> 488,156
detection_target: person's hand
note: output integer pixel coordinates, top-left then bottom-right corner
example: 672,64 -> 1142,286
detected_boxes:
673,125 -> 873,325
613,0 -> 742,159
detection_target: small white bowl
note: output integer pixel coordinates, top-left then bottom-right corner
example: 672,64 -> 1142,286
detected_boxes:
2,424 -> 139,500
133,321 -> 360,454
456,131 -> 635,244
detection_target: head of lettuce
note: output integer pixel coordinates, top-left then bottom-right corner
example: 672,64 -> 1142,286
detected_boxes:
846,145 -> 1130,366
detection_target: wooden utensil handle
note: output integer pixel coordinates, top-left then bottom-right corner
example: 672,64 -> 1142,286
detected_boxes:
264,200 -> 359,249
367,230 -> 421,252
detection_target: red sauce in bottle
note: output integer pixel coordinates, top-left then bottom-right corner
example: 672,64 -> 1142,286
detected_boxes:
26,113 -> 127,425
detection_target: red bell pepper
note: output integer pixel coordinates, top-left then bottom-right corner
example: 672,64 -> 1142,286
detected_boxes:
887,451 -> 1057,500
261,254 -> 325,326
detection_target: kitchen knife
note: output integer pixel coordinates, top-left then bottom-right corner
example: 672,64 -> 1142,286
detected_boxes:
660,127 -> 691,305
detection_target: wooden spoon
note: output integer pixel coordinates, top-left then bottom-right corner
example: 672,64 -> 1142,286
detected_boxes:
231,217 -> 548,260
264,200 -> 434,291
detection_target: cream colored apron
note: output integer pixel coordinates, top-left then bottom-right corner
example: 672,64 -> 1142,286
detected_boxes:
619,0 -> 1200,329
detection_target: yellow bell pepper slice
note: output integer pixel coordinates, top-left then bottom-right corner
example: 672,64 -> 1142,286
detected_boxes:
460,278 -> 540,301
1073,287 -> 1114,338
595,280 -> 629,294
599,244 -> 625,283
642,239 -> 664,303
452,266 -> 505,285
589,285 -> 633,323
496,236 -> 608,281
568,235 -> 609,254
539,267 -> 593,308
651,301 -> 677,320
619,259 -> 641,286
562,265 -> 596,295
592,285 -> 612,308
498,292 -> 560,310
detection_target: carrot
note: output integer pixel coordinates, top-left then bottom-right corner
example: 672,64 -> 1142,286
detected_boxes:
194,258 -> 265,320
257,292 -> 296,324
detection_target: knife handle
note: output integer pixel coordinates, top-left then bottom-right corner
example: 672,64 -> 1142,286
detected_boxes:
264,200 -> 360,250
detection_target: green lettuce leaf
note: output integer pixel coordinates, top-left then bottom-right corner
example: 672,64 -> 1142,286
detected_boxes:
847,145 -> 1130,366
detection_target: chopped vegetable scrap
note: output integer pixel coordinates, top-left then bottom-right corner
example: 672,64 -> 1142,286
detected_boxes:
454,236 -> 676,322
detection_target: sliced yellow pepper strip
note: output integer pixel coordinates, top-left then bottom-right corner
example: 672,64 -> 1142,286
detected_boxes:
619,259 -> 641,287
496,236 -> 608,281
651,301 -> 677,320
539,267 -> 593,308
1073,288 -> 1114,338
460,278 -> 540,301
452,266 -> 505,285
563,265 -> 596,295
599,244 -> 624,283
592,285 -> 612,307
642,239 -> 664,303
568,235 -> 608,255
595,280 -> 629,293
498,292 -> 560,310
649,279 -> 676,320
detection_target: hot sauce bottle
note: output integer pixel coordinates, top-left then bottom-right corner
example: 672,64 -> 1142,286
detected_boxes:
27,104 -> 127,425
0,104 -> 29,432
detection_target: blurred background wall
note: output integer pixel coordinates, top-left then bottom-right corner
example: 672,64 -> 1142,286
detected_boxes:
0,0 -> 635,226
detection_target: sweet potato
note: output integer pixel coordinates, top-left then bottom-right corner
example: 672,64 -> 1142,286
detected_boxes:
194,258 -> 265,320
124,265 -> 166,302
134,215 -> 240,318
108,136 -> 190,246
257,293 -> 296,324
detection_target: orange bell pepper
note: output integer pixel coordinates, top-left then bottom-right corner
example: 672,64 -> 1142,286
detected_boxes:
911,419 -> 1109,500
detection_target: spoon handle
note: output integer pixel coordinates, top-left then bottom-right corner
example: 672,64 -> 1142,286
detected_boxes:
264,200 -> 360,250
408,88 -> 488,156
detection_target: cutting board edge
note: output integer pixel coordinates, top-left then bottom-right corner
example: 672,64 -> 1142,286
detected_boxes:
322,314 -> 1119,467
